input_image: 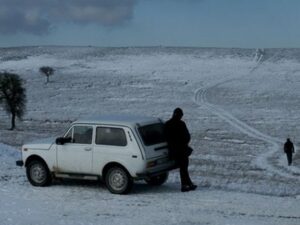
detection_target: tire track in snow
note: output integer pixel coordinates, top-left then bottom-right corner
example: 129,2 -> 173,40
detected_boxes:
194,51 -> 300,179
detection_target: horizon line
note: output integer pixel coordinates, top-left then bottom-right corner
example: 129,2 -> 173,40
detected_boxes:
1,44 -> 300,50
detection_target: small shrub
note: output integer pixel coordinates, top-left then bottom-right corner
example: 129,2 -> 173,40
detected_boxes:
39,66 -> 55,83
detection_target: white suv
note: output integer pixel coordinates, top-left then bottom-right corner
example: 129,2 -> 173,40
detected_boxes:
16,115 -> 175,194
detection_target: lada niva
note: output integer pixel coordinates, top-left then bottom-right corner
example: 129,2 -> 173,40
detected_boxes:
16,115 -> 175,194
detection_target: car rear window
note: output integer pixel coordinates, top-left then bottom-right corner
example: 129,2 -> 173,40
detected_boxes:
96,127 -> 127,146
138,123 -> 166,146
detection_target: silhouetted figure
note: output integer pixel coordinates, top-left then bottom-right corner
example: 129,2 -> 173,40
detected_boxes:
255,48 -> 265,62
284,138 -> 295,166
165,108 -> 197,192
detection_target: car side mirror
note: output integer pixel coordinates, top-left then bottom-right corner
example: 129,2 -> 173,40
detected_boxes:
56,137 -> 72,145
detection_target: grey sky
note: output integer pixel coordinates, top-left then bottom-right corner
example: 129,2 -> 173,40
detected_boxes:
0,0 -> 299,48
0,0 -> 136,34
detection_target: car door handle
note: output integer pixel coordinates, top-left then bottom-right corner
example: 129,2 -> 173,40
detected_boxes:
84,147 -> 92,151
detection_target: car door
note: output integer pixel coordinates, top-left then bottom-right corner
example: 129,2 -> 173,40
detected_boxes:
57,125 -> 94,174
93,126 -> 138,174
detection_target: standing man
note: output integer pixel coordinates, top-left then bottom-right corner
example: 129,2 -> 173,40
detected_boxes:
165,108 -> 197,192
284,138 -> 295,166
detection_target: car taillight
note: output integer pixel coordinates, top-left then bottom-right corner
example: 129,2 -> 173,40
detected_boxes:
146,160 -> 157,168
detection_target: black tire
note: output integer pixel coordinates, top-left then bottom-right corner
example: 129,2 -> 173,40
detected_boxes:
105,166 -> 133,194
145,172 -> 169,186
26,160 -> 52,186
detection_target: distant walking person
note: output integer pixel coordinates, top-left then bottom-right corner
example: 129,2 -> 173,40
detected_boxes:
165,108 -> 197,192
284,138 -> 295,166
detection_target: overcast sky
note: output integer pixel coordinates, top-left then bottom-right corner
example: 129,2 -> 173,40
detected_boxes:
0,0 -> 299,48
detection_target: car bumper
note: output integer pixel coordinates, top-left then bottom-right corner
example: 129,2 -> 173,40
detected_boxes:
136,162 -> 177,178
16,160 -> 24,167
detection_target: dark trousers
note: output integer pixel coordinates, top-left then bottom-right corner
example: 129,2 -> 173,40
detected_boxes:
178,157 -> 193,186
286,152 -> 293,165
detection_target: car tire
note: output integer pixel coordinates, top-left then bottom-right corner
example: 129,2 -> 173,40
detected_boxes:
145,172 -> 169,186
26,160 -> 52,186
105,166 -> 133,194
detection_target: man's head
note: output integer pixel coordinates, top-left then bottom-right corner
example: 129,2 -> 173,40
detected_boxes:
172,107 -> 183,120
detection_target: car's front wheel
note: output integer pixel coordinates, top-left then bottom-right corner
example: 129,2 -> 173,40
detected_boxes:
105,166 -> 133,194
145,172 -> 169,186
26,160 -> 52,186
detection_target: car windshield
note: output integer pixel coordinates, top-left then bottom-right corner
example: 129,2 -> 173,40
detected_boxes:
138,123 -> 166,146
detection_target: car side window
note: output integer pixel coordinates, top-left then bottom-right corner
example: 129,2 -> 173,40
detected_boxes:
66,126 -> 93,144
65,128 -> 73,139
96,127 -> 127,146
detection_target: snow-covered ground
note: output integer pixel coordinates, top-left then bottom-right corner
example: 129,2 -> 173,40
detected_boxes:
1,47 -> 300,224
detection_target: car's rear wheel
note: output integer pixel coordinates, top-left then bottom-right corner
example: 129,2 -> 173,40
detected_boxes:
26,160 -> 52,186
145,172 -> 169,186
105,166 -> 133,194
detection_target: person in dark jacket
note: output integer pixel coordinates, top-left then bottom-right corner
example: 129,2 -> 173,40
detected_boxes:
165,108 -> 197,192
284,138 -> 295,166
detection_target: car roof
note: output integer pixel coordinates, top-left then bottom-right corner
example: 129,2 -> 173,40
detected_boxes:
73,115 -> 163,128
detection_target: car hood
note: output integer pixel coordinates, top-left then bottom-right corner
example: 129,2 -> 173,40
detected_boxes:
23,137 -> 55,150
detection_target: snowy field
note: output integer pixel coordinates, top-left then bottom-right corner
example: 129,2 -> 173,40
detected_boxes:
1,47 -> 300,224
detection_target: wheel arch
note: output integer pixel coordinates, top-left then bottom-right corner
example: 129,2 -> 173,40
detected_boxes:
102,162 -> 131,179
25,155 -> 48,169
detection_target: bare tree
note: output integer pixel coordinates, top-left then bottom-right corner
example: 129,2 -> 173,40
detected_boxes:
39,66 -> 55,83
0,72 -> 26,130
